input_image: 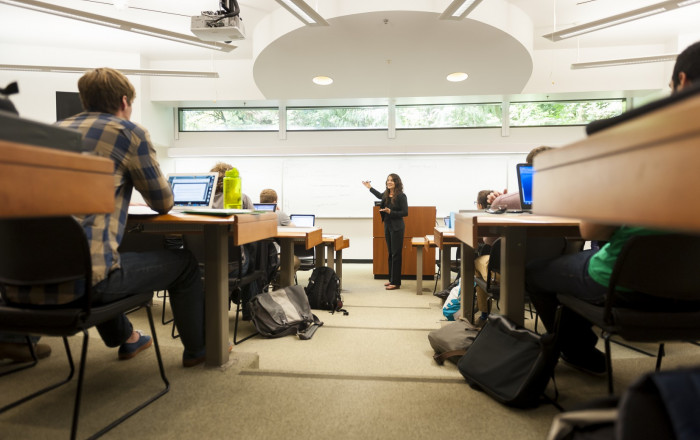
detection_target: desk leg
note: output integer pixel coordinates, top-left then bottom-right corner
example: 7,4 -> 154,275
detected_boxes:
415,246 -> 423,295
336,249 -> 343,291
326,246 -> 334,271
501,229 -> 526,327
315,244 -> 325,269
203,224 -> 229,367
279,238 -> 295,288
460,243 -> 475,324
441,247 -> 452,291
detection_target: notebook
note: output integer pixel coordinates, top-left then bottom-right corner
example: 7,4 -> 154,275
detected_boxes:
290,214 -> 316,227
253,203 -> 277,211
516,163 -> 534,211
167,173 -> 218,209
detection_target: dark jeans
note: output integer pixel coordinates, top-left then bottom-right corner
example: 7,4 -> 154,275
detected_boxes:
384,224 -> 405,286
525,250 -> 607,357
93,249 -> 205,358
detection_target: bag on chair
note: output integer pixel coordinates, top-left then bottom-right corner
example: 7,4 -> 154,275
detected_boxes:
457,314 -> 559,408
428,318 -> 479,365
250,285 -> 323,340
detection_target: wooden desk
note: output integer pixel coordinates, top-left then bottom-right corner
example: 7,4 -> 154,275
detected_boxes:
535,91 -> 700,233
0,140 -> 113,218
128,212 -> 278,367
454,214 -> 580,326
433,227 -> 461,292
315,235 -> 350,290
276,227 -> 323,288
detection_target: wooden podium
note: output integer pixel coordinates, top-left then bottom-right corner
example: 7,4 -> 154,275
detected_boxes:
372,206 -> 436,279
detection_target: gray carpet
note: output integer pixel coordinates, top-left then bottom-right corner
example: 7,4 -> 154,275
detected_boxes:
2,264 -> 699,439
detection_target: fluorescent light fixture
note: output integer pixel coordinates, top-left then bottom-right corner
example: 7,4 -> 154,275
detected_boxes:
446,72 -> 468,82
571,54 -> 678,69
543,0 -> 698,41
439,0 -> 485,20
273,0 -> 329,26
0,64 -> 220,78
0,0 -> 236,52
312,76 -> 333,85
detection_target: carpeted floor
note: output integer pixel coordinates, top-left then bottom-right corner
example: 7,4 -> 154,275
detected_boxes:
2,264 -> 699,439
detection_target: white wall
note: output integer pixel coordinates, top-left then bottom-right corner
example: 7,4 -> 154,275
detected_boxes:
1,40 -> 672,261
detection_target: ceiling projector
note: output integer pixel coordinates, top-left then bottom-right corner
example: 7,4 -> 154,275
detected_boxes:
191,13 -> 245,42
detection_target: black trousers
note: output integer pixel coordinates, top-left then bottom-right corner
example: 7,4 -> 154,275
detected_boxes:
384,224 -> 405,286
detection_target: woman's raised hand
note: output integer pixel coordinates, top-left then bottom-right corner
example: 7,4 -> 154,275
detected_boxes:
362,180 -> 372,189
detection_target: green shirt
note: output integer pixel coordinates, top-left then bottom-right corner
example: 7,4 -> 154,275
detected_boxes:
588,226 -> 663,287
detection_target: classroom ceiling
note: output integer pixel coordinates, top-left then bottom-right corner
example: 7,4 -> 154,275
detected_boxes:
1,0 -> 698,100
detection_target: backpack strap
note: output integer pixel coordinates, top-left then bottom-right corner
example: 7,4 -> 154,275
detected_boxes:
433,349 -> 467,365
297,313 -> 324,340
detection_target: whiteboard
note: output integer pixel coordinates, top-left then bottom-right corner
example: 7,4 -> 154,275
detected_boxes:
174,153 -> 527,218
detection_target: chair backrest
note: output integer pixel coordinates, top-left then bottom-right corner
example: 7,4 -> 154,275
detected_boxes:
611,234 -> 700,302
0,217 -> 91,308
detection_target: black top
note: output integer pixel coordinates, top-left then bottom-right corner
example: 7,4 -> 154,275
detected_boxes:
370,187 -> 408,231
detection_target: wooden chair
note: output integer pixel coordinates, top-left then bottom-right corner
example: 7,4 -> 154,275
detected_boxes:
0,217 -> 169,439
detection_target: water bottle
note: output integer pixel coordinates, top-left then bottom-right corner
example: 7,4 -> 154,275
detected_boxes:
223,167 -> 242,209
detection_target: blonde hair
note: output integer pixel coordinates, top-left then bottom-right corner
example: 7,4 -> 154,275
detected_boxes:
260,188 -> 278,203
78,67 -> 135,114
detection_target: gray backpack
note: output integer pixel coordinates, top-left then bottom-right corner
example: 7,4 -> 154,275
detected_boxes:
250,285 -> 323,339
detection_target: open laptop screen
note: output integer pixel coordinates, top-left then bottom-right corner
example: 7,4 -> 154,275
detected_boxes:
253,203 -> 277,211
290,214 -> 315,227
516,163 -> 534,210
167,173 -> 218,208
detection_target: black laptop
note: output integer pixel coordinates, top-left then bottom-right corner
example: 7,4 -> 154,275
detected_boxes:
516,163 -> 534,212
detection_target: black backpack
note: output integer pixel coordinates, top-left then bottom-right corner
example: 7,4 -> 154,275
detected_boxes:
305,267 -> 348,315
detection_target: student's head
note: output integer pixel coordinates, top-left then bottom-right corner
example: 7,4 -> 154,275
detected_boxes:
386,173 -> 403,193
476,190 -> 492,209
210,161 -> 233,195
525,146 -> 552,165
671,41 -> 700,93
78,67 -> 135,115
260,188 -> 278,203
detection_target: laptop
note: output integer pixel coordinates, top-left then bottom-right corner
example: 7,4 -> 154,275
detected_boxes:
167,173 -> 218,209
516,163 -> 534,212
290,214 -> 316,227
253,203 -> 277,211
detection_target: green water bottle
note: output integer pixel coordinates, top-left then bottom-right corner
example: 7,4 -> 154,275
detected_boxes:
223,167 -> 242,209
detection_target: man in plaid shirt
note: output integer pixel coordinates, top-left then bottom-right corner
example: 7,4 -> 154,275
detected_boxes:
57,68 -> 207,367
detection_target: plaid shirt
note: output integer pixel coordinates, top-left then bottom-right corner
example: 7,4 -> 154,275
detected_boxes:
57,112 -> 173,286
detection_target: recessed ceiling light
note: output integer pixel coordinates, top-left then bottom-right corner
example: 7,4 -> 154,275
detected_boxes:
446,72 -> 468,82
313,76 -> 333,85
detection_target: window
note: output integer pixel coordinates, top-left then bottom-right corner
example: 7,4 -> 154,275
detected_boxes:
178,108 -> 278,131
286,106 -> 387,130
509,99 -> 626,127
396,103 -> 501,129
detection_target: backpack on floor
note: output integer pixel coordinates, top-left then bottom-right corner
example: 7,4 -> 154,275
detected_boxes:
305,266 -> 348,315
249,285 -> 323,339
428,318 -> 479,365
457,315 -> 559,409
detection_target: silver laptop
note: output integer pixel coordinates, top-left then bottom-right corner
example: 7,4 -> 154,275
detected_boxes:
253,203 -> 277,211
167,173 -> 218,210
290,214 -> 315,227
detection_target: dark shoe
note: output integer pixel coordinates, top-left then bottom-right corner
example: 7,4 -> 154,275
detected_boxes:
118,331 -> 152,360
385,285 -> 400,290
0,342 -> 52,363
561,348 -> 607,376
183,342 -> 233,368
474,316 -> 488,328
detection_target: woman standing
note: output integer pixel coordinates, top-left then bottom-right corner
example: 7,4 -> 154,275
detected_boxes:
362,174 -> 408,290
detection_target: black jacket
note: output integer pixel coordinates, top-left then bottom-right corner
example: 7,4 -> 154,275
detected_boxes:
370,187 -> 408,232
